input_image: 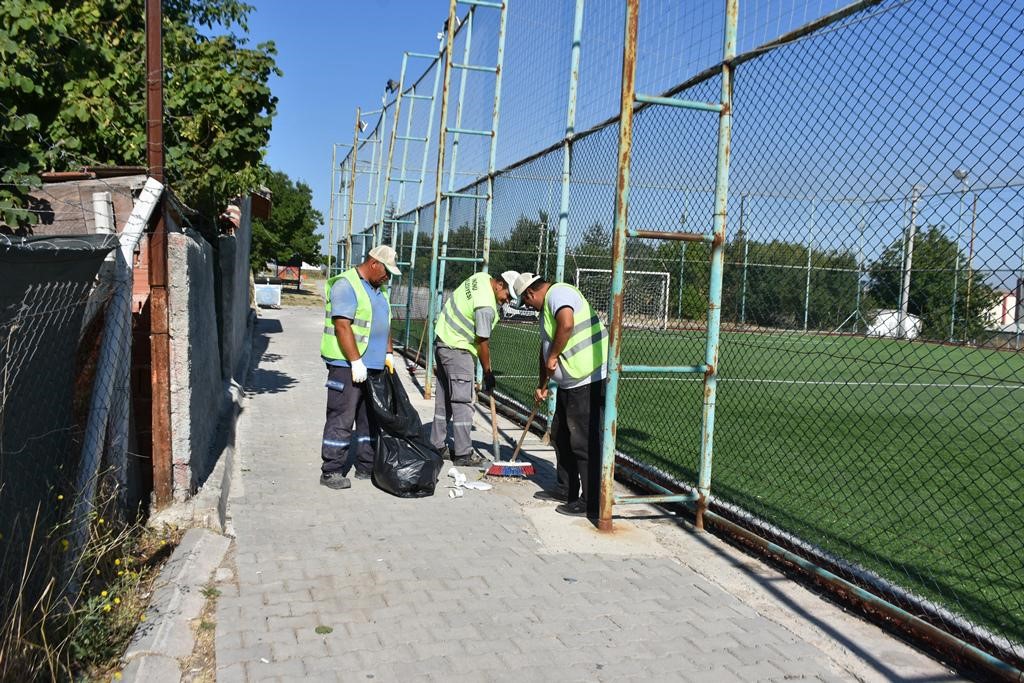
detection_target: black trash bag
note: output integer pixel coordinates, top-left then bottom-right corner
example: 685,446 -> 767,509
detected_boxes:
373,434 -> 444,498
367,369 -> 422,438
366,371 -> 443,498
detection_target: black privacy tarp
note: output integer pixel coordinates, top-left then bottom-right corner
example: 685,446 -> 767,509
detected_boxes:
366,370 -> 443,498
0,233 -> 118,613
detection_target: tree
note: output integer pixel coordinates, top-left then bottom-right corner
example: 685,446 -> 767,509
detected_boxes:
490,211 -> 554,278
250,169 -> 323,272
868,224 -> 997,340
0,0 -> 278,227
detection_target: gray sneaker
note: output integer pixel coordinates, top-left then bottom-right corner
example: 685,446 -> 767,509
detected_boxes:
437,445 -> 452,461
320,472 -> 351,490
452,453 -> 485,467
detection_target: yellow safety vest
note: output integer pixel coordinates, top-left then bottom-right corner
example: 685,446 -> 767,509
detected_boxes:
434,272 -> 498,358
320,268 -> 388,359
542,283 -> 608,379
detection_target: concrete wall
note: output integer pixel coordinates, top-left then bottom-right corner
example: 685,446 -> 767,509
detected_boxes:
168,230 -> 223,499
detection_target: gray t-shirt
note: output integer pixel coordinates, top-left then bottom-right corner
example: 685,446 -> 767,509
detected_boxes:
540,286 -> 607,389
474,306 -> 496,339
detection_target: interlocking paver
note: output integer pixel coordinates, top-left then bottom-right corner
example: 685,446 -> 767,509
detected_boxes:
212,309 -> 963,683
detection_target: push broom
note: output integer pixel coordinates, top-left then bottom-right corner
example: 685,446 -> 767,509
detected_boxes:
486,400 -> 540,477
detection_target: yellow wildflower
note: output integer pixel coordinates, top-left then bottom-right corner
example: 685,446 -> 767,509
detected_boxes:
103,604 -> 111,612
101,591 -> 108,597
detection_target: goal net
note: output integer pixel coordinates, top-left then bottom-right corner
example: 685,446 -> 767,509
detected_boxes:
575,268 -> 670,330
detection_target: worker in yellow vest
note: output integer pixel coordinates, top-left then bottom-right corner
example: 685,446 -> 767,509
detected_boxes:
513,273 -> 608,517
319,245 -> 401,490
431,270 -> 520,466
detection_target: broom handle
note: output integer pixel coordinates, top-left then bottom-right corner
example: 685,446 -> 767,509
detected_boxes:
488,394 -> 501,461
510,402 -> 541,462
412,330 -> 426,367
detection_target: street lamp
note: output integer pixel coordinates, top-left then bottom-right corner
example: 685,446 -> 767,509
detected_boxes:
949,168 -> 969,341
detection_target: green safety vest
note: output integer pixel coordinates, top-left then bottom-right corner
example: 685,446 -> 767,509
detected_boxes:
542,283 -> 608,380
320,268 -> 389,360
435,272 -> 498,358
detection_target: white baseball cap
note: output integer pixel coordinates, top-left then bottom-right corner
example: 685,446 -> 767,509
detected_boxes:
499,270 -> 520,296
512,272 -> 543,299
368,245 -> 401,275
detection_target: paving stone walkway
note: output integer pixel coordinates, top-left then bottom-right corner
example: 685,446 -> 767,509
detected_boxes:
212,307 -> 961,682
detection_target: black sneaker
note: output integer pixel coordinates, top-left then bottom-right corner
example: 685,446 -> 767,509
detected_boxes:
451,453 -> 484,467
555,500 -> 587,517
320,472 -> 351,490
353,469 -> 372,480
437,445 -> 452,461
533,489 -> 567,503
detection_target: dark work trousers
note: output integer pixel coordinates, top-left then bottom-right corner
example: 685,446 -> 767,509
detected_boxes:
321,365 -> 381,475
550,379 -> 605,516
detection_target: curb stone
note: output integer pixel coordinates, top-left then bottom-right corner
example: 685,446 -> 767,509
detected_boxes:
120,528 -> 230,682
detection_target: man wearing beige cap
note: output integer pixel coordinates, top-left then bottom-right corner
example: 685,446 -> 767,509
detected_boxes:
430,270 -> 520,466
318,245 -> 401,489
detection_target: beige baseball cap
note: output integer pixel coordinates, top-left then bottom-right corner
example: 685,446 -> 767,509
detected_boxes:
368,245 -> 401,275
512,272 -> 542,299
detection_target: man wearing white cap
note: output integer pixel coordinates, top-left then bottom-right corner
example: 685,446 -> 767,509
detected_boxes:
430,270 -> 520,466
512,272 -> 608,517
318,245 -> 402,489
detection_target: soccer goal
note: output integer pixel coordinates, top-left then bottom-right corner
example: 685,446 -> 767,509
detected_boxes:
575,268 -> 670,330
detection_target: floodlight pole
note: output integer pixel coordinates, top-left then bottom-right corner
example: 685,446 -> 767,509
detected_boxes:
963,193 -> 978,341
739,194 -> 747,325
855,201 -> 866,333
677,196 -> 688,320
898,185 -> 923,339
803,199 -> 816,332
1016,232 -> 1024,350
949,172 -> 968,342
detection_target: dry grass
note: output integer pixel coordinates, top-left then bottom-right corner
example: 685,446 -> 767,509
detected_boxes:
0,485 -> 182,682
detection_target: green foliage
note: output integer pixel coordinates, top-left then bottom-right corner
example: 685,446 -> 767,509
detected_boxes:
868,225 -> 997,340
0,0 -> 278,227
251,169 -> 324,272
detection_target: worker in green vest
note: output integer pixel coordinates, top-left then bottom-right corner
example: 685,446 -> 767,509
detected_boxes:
430,270 -> 520,466
513,272 -> 608,517
319,245 -> 401,490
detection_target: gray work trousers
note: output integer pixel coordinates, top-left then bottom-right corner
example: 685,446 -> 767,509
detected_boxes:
430,343 -> 476,457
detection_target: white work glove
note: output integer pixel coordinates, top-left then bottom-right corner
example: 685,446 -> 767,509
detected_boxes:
350,358 -> 368,383
384,353 -> 395,374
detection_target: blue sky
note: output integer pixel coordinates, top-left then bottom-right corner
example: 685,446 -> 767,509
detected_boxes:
245,0 -> 444,243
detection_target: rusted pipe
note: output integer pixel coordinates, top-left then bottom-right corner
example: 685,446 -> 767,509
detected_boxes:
146,0 -> 172,507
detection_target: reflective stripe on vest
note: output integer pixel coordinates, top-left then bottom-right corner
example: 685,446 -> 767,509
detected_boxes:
542,283 -> 608,380
320,268 -> 388,360
434,272 -> 498,358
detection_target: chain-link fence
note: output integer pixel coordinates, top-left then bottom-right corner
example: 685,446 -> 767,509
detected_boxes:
0,233 -> 132,612
334,0 -> 1024,669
